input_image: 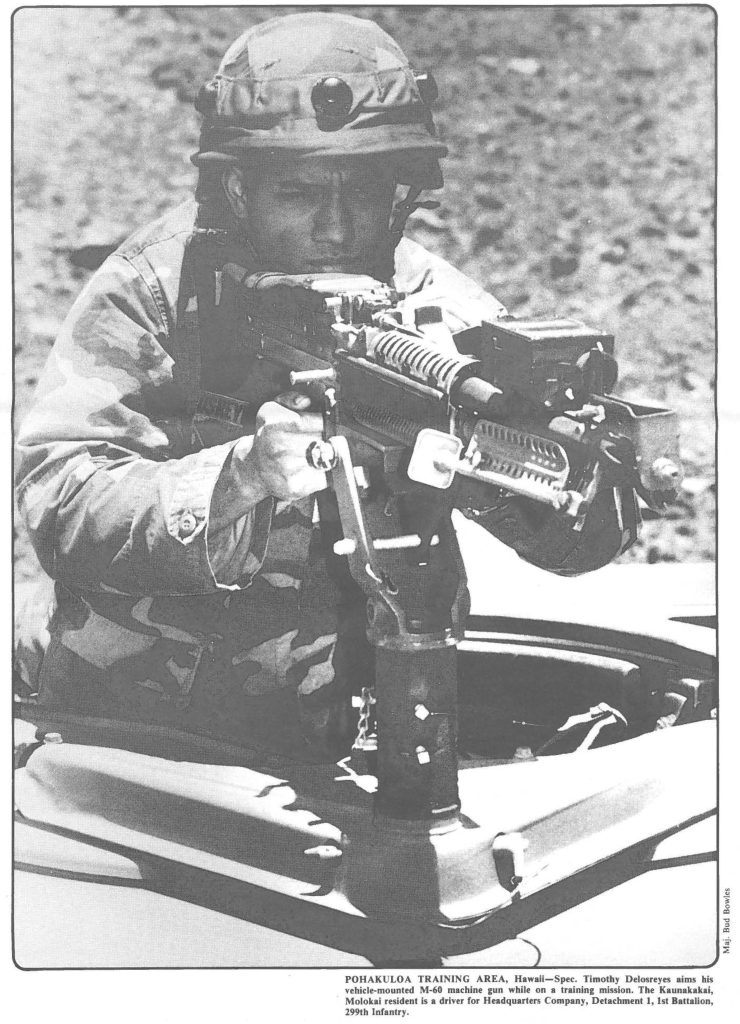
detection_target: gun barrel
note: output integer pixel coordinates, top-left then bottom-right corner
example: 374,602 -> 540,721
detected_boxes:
651,457 -> 682,488
454,375 -> 509,418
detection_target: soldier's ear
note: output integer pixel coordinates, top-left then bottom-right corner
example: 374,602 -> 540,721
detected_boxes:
222,166 -> 249,219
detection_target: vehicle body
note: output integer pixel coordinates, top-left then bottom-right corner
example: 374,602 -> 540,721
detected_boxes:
13,530 -> 716,969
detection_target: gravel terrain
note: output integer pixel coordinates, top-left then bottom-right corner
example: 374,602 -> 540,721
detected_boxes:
13,5 -> 716,598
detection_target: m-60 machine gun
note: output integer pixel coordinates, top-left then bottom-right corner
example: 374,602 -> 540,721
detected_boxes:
224,267 -> 681,523
212,265 -> 685,918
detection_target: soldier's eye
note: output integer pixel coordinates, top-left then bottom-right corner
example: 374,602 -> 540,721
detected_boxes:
276,184 -> 315,199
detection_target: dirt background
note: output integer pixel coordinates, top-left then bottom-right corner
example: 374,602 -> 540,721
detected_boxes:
13,5 -> 716,596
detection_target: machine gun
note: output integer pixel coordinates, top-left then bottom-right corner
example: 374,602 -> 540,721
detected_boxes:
215,265 -> 684,835
222,266 -> 682,524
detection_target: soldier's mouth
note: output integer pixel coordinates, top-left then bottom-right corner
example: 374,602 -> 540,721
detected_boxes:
305,256 -> 365,273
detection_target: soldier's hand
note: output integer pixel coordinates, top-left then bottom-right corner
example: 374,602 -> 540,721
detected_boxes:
238,392 -> 328,501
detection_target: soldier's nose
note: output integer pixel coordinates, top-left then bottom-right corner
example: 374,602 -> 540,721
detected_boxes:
312,180 -> 353,248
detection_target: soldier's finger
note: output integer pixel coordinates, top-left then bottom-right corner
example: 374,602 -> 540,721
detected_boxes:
304,468 -> 329,493
255,401 -> 303,430
282,411 -> 326,435
275,390 -> 312,412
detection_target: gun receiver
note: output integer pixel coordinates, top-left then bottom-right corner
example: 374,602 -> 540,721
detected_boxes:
226,266 -> 683,523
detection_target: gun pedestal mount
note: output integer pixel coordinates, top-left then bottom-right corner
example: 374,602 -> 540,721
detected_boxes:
228,274 -> 685,923
326,434 -> 507,923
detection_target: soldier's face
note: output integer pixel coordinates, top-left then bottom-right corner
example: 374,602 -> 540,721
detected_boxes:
225,157 -> 395,274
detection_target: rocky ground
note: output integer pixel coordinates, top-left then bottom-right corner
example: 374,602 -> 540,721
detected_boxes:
13,5 -> 715,596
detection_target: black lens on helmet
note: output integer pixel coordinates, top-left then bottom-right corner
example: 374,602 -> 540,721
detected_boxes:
311,77 -> 354,119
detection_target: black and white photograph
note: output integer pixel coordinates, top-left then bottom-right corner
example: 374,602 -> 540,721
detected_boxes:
11,0 -> 723,991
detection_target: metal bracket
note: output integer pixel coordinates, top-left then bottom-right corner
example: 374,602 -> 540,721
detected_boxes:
327,435 -> 408,641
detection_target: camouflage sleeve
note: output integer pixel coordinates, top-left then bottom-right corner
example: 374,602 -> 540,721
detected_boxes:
206,447 -> 267,586
462,487 -> 640,576
15,255 -> 272,596
393,237 -> 508,327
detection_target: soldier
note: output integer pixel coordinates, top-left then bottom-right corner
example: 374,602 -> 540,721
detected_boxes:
15,12 -> 639,763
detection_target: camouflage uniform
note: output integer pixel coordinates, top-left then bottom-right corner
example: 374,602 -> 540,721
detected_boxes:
15,199 -> 508,759
15,13 -> 637,763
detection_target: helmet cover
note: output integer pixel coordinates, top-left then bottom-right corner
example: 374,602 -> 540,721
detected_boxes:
193,12 -> 446,189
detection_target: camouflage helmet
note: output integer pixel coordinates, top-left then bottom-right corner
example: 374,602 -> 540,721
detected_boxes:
192,12 -> 446,189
